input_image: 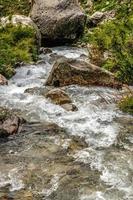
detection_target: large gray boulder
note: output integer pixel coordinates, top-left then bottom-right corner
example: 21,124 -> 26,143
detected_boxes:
30,0 -> 86,45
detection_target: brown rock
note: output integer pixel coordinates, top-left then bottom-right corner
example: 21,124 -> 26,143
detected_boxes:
45,58 -> 122,88
0,107 -> 24,138
2,116 -> 20,135
0,74 -> 8,85
45,88 -> 72,105
45,88 -> 78,111
62,103 -> 78,112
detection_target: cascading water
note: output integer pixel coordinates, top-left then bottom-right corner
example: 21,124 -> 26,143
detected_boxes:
0,47 -> 133,200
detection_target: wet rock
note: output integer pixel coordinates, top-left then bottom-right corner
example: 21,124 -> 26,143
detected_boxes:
30,0 -> 86,45
0,107 -> 24,138
24,86 -> 53,95
61,103 -> 78,112
39,47 -> 53,54
45,89 -> 72,105
45,88 -> 78,111
0,74 -> 8,85
68,136 -> 88,152
45,58 -> 122,88
115,116 -> 133,149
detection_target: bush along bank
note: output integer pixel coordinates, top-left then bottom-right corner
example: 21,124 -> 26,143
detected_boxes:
0,0 -> 30,17
0,18 -> 38,78
79,0 -> 133,85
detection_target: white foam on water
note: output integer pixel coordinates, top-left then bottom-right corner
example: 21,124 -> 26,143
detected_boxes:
41,174 -> 60,199
80,191 -> 105,200
0,168 -> 24,192
74,147 -> 104,171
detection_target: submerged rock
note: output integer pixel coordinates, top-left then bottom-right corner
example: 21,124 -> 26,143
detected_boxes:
61,103 -> 78,112
45,58 -> 121,88
39,47 -> 53,54
0,74 -> 8,85
30,0 -> 86,45
0,107 -> 24,138
45,88 -> 78,111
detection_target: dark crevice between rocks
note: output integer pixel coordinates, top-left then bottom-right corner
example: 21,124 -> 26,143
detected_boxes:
41,27 -> 85,47
41,37 -> 76,47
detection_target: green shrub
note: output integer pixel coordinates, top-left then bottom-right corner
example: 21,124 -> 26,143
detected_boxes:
118,95 -> 133,115
80,0 -> 133,84
0,24 -> 38,78
0,0 -> 30,17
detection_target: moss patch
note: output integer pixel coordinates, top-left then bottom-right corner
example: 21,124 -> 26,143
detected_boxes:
118,95 -> 133,115
0,0 -> 30,17
0,24 -> 38,78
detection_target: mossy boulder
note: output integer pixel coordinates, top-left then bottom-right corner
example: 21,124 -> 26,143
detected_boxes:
45,58 -> 122,88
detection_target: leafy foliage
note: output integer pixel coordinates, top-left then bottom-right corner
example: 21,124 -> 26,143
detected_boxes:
0,24 -> 38,78
118,95 -> 133,115
0,0 -> 30,17
80,0 -> 133,84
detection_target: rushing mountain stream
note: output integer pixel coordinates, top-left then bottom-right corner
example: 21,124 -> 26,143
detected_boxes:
0,47 -> 133,200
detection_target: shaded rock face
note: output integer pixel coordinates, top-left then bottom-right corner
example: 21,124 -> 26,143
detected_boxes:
45,58 -> 122,88
0,107 -> 24,138
0,74 -> 8,85
45,88 -> 78,111
30,0 -> 86,46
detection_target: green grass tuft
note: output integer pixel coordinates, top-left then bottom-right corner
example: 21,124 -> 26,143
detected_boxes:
80,0 -> 133,85
0,24 -> 38,78
0,0 -> 30,17
119,95 -> 133,115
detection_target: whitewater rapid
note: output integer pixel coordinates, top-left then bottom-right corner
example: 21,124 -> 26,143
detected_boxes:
0,47 -> 133,200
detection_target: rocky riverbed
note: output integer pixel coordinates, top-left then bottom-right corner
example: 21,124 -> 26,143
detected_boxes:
0,47 -> 133,200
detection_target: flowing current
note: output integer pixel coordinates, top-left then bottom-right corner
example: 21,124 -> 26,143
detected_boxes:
0,47 -> 133,200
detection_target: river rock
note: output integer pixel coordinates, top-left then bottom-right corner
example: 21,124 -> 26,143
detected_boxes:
30,0 -> 86,45
0,74 -> 8,85
45,58 -> 122,88
45,88 -> 78,111
0,107 -> 24,138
